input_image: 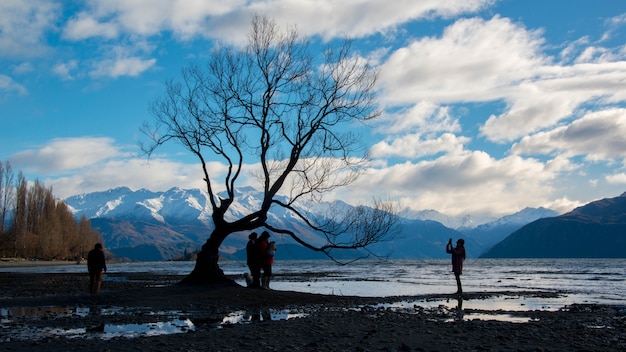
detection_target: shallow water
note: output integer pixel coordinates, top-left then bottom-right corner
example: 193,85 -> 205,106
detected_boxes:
2,258 -> 624,340
4,258 -> 625,305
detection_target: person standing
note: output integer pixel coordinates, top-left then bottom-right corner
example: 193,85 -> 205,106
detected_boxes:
446,238 -> 466,295
257,231 -> 275,289
246,232 -> 261,288
87,243 -> 107,294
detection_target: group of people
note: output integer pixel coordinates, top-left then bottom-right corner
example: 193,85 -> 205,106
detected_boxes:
246,230 -> 276,289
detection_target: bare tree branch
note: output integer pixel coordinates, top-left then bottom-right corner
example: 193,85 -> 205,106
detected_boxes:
141,15 -> 397,283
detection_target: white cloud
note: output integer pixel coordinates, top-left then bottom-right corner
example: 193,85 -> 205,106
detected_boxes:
377,15 -> 626,145
606,173 -> 626,185
90,57 -> 156,78
11,62 -> 34,74
375,101 -> 460,135
336,150 -> 558,217
8,137 -> 231,199
371,132 -> 468,159
53,60 -> 78,80
0,74 -> 27,96
479,50 -> 626,143
63,12 -> 119,40
58,0 -> 493,44
511,108 -> 626,162
0,0 -> 59,58
47,158 -> 209,199
10,137 -> 122,173
379,16 -> 547,105
247,0 -> 495,42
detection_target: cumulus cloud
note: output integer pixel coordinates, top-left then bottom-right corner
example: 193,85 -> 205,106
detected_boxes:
511,108 -> 626,162
482,62 -> 626,142
10,137 -> 122,172
371,133 -> 468,159
606,173 -> 626,185
335,150 -> 557,217
11,62 -> 34,74
375,101 -> 461,135
58,0 -> 493,44
90,57 -> 156,78
0,0 -> 59,58
0,74 -> 27,96
8,137 -> 234,199
378,16 -> 547,105
377,15 -> 626,145
369,101 -> 465,159
53,60 -> 78,80
46,158 -> 211,198
62,12 -> 120,40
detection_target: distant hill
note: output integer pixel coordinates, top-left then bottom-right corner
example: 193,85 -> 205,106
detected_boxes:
481,192 -> 626,258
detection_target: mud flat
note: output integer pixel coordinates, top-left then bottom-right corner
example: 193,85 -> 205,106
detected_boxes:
1,272 -> 625,351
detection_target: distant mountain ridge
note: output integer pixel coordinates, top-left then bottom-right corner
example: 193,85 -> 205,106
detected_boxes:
460,207 -> 559,255
481,192 -> 626,258
65,187 -> 561,261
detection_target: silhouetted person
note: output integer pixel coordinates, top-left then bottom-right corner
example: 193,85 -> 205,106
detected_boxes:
257,231 -> 275,289
87,243 -> 107,294
446,238 -> 466,295
246,232 -> 261,288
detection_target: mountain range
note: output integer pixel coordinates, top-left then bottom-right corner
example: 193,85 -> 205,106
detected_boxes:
65,186 -> 565,261
481,192 -> 626,258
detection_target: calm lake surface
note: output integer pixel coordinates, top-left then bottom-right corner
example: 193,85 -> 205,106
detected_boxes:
4,258 -> 625,310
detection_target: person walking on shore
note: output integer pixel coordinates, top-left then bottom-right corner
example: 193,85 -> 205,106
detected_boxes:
257,231 -> 275,289
246,232 -> 261,288
446,238 -> 466,295
87,243 -> 107,294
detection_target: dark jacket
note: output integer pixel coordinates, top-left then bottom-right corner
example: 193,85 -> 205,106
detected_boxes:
87,247 -> 107,274
446,243 -> 465,275
246,239 -> 258,267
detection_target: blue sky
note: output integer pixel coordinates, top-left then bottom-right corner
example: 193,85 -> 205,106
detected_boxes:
2,0 -> 626,221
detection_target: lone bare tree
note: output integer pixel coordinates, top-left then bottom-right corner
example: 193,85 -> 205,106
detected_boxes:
142,16 -> 398,284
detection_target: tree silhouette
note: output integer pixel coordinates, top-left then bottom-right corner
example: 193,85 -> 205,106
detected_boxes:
142,16 -> 398,284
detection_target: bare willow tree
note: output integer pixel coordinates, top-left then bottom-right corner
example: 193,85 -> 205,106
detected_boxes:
142,16 -> 398,284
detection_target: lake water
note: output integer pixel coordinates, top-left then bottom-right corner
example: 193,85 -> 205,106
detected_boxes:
4,258 -> 625,310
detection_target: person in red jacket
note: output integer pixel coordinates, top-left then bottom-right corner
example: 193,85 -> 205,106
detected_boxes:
446,238 -> 466,295
257,231 -> 275,289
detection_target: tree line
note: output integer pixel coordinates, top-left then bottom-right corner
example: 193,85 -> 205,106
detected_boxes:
0,161 -> 102,260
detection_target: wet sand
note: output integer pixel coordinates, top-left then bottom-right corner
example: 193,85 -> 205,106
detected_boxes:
1,271 -> 625,351
0,258 -> 81,268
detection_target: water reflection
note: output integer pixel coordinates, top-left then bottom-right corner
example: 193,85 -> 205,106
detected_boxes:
92,319 -> 195,339
454,295 -> 464,321
221,308 -> 308,326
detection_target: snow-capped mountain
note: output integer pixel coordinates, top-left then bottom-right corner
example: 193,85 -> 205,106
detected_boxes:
399,208 -> 490,229
65,187 -> 558,261
459,207 -> 560,255
67,186 -> 211,224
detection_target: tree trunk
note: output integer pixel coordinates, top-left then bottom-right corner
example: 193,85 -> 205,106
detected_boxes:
180,229 -> 236,285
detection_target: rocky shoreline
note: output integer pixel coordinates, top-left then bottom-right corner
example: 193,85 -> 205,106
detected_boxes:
1,272 -> 625,351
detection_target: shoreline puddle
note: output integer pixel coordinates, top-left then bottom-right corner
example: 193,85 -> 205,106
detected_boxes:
1,305 -> 310,341
1,295 -> 579,341
221,309 -> 308,326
